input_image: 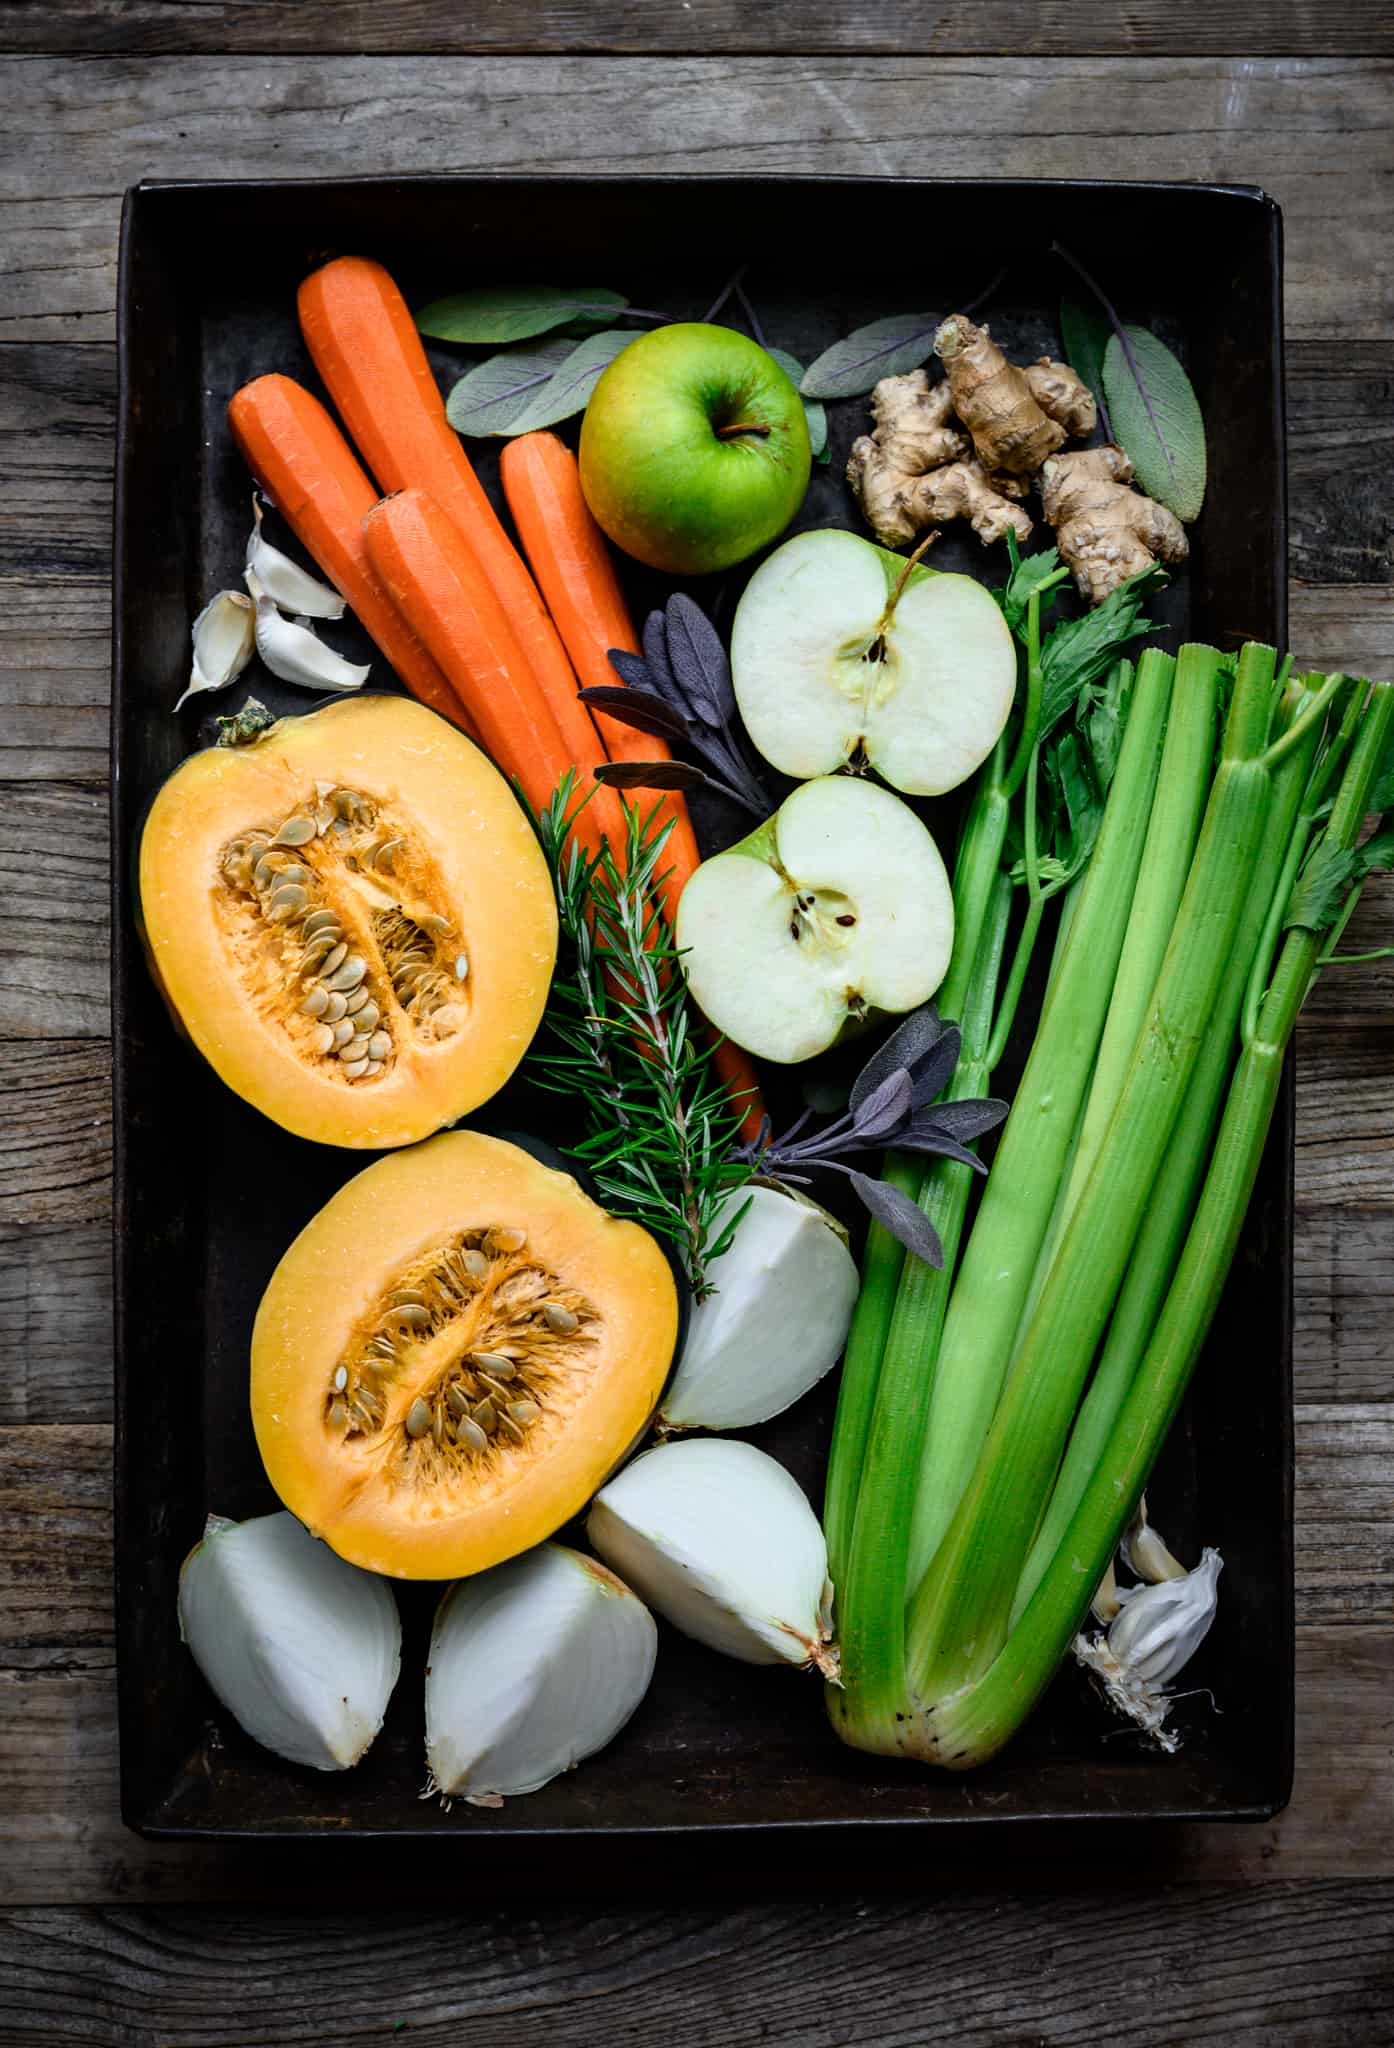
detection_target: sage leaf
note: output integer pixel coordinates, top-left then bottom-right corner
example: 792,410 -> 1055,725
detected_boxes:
578,684 -> 691,745
641,611 -> 678,703
800,312 -> 938,400
501,330 -> 636,436
416,285 -> 627,346
766,347 -> 828,458
846,1170 -> 944,1269
445,336 -> 576,437
849,1005 -> 955,1117
1059,293 -> 1112,425
594,759 -> 710,794
1101,326 -> 1207,522
664,594 -> 735,729
914,1099 -> 1008,1145
850,1067 -> 914,1145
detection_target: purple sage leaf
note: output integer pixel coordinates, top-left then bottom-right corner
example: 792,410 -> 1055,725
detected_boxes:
664,594 -> 734,730
846,1170 -> 944,1268
918,1098 -> 1009,1144
642,610 -> 678,701
850,1003 -> 951,1117
850,1066 -> 914,1144
594,759 -> 711,793
579,684 -> 691,745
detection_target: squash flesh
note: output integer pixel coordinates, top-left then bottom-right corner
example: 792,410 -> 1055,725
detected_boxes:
251,1131 -> 679,1578
138,695 -> 557,1147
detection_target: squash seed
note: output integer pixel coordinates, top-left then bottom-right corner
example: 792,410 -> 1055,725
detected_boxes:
419,913 -> 450,937
331,1018 -> 355,1049
333,1365 -> 348,1392
508,1399 -> 540,1427
471,1350 -> 516,1376
432,1402 -> 446,1448
273,815 -> 317,848
269,884 -> 308,920
311,1023 -> 336,1055
461,1249 -> 490,1283
405,1397 -> 432,1439
323,991 -> 348,1023
454,953 -> 469,981
446,1384 -> 470,1419
329,1398 -> 349,1431
303,909 -> 341,940
459,1417 -> 489,1453
320,941 -> 348,977
344,985 -> 370,1015
390,1289 -> 427,1307
352,1010 -> 374,1035
471,1397 -> 497,1434
386,1303 -> 432,1331
540,1301 -> 579,1335
344,1056 -> 370,1078
338,1038 -> 367,1062
484,1227 -> 527,1256
498,1413 -> 526,1444
301,987 -> 330,1018
325,954 -> 366,993
364,1059 -> 384,1077
367,1031 -> 391,1061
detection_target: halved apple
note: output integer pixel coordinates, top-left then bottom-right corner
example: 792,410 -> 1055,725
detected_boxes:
675,777 -> 953,1064
730,528 -> 1016,795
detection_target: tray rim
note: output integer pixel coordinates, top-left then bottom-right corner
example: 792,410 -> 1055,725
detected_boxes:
111,170 -> 1292,1847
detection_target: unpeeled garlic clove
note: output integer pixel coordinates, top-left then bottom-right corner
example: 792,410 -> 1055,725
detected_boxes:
1074,1546 -> 1223,1752
425,1542 -> 656,1806
246,496 -> 346,619
658,1185 -> 859,1432
176,589 -> 255,709
177,1510 -> 401,1769
587,1437 -> 838,1677
245,570 -> 370,692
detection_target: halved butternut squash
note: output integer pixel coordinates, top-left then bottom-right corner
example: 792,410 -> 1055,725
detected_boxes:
137,695 -> 557,1148
251,1130 -> 678,1579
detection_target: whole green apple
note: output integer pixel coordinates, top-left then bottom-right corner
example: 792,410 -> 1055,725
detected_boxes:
578,323 -> 811,575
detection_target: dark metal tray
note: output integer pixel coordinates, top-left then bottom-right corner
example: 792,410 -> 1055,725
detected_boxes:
113,175 -> 1292,1850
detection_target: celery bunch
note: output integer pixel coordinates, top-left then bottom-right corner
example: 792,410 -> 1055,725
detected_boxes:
825,569 -> 1393,1766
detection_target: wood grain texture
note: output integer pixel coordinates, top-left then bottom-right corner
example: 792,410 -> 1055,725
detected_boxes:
0,56 -> 1390,341
0,787 -> 109,1037
0,1877 -> 1391,2040
4,0 -> 1392,58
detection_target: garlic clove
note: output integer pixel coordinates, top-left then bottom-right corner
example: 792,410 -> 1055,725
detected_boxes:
246,496 -> 346,618
658,1185 -> 859,1432
425,1543 -> 656,1805
1074,1546 -> 1223,1752
176,589 -> 256,709
177,1510 -> 400,1769
587,1437 -> 837,1677
245,570 -> 370,692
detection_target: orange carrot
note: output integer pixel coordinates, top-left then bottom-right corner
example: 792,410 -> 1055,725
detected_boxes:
227,374 -> 476,738
500,432 -> 766,1144
498,431 -> 704,897
297,257 -> 603,768
363,489 -> 626,863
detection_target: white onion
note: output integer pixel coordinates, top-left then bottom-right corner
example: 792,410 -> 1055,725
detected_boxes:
587,1438 -> 836,1676
658,1186 -> 858,1431
425,1543 -> 656,1806
177,1511 -> 400,1770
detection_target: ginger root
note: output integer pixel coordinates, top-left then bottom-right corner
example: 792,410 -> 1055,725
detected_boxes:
845,371 -> 968,547
904,459 -> 1033,548
1040,445 -> 1189,605
934,315 -> 1096,477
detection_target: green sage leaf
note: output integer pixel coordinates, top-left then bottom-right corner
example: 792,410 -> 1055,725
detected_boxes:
800,313 -> 938,400
415,285 -> 627,346
445,336 -> 577,437
766,348 -> 828,458
499,329 -> 636,436
1101,326 -> 1207,522
1059,293 -> 1111,416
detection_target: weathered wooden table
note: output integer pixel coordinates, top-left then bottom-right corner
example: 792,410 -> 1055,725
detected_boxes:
2,7 -> 1391,2038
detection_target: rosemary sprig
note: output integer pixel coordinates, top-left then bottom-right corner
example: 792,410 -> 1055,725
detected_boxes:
530,778 -> 754,1298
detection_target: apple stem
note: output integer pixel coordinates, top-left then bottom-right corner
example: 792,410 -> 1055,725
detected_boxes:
714,419 -> 772,441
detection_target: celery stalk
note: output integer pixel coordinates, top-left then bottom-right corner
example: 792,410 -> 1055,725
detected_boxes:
904,646 -> 1178,1590
931,681 -> 1394,1764
908,645 -> 1279,1700
1011,675 -> 1326,1622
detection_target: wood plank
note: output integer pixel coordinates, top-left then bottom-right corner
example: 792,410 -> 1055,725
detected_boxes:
1288,341 -> 1394,587
0,56 -> 1389,341
0,1877 -> 1391,2039
0,1042 -> 111,1227
0,579 -> 111,785
0,786 -> 110,1038
0,344 -> 114,585
3,1 -> 1392,59
0,1227 -> 110,1426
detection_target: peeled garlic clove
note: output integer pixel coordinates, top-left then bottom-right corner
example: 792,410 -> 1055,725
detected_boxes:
177,1510 -> 400,1769
425,1543 -> 656,1806
245,570 -> 370,692
176,589 -> 255,709
658,1185 -> 859,1431
246,496 -> 346,619
587,1438 -> 837,1677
